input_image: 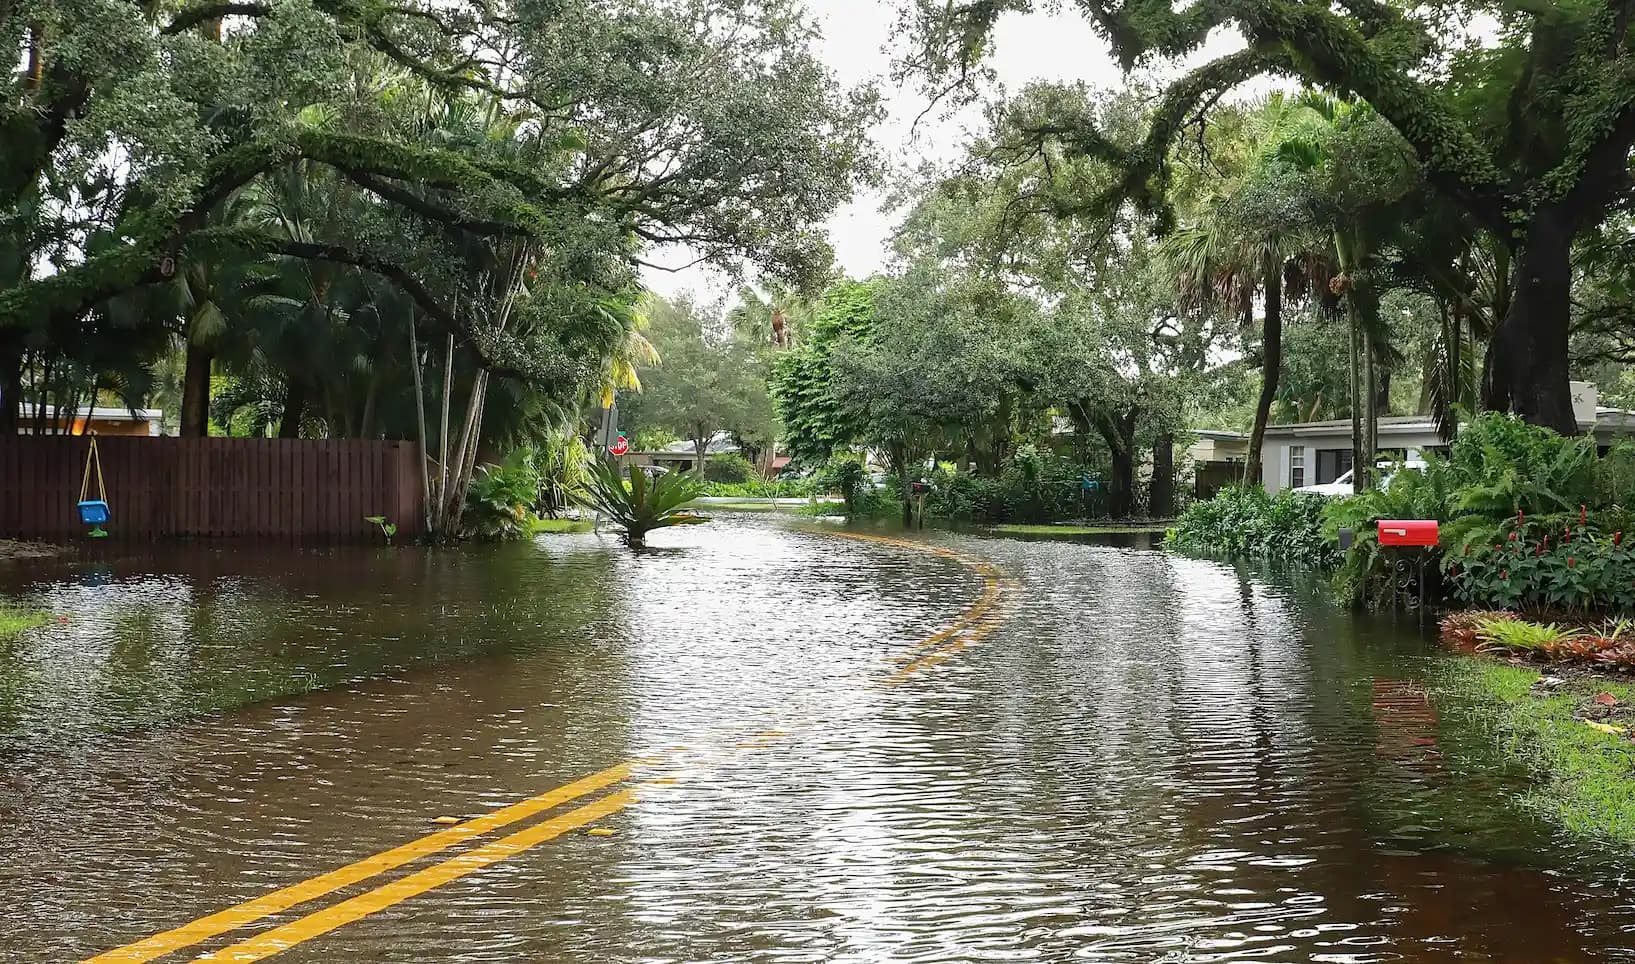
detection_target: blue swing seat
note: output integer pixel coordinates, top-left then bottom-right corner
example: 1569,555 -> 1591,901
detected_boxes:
78,499 -> 110,525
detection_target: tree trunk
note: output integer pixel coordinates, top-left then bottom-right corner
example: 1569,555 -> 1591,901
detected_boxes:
0,340 -> 21,435
1244,251 -> 1282,488
1109,444 -> 1134,518
1482,211 -> 1577,433
278,378 -> 305,438
180,343 -> 212,437
1149,431 -> 1175,518
693,436 -> 708,478
897,452 -> 914,527
1349,299 -> 1365,495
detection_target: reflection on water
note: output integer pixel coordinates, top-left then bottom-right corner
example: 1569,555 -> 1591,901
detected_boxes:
1,516 -> 1632,962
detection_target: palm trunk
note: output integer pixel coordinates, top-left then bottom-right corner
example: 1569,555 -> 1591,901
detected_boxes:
180,343 -> 212,437
278,378 -> 305,438
408,312 -> 432,533
1244,251 -> 1282,488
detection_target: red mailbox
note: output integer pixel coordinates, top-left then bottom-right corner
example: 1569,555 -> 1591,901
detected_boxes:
1377,519 -> 1439,547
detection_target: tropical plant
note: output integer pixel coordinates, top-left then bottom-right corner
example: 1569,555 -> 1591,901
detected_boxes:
464,450 -> 544,541
1473,617 -> 1584,653
579,462 -> 709,549
363,516 -> 398,544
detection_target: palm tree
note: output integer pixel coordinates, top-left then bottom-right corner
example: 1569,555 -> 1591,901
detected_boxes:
1165,95 -> 1327,487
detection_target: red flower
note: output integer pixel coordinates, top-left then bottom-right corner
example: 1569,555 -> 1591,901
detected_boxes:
1582,505 -> 1588,526
1519,510 -> 1526,525
1509,532 -> 1518,541
1537,542 -> 1545,556
1569,557 -> 1577,568
1617,532 -> 1624,547
1501,569 -> 1509,580
1463,543 -> 1471,556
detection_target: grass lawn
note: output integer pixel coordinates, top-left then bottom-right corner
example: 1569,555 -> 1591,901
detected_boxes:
1443,659 -> 1635,847
0,607 -> 50,641
990,523 -> 1170,536
701,502 -> 793,512
531,518 -> 595,534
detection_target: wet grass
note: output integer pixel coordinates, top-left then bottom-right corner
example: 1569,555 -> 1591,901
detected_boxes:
990,523 -> 1170,536
0,607 -> 50,640
531,518 -> 595,533
1444,659 -> 1635,847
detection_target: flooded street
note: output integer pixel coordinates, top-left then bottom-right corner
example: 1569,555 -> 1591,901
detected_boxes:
3,515 -> 1634,962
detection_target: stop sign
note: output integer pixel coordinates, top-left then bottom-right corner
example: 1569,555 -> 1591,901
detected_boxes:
608,434 -> 630,456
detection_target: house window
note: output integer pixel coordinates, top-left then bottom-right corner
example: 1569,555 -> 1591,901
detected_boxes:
1317,449 -> 1353,485
1290,445 -> 1306,488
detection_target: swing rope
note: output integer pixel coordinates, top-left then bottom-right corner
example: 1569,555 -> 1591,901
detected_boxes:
80,435 -> 107,504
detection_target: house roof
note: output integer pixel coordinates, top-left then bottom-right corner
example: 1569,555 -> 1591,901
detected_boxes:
1262,415 -> 1441,438
1191,428 -> 1248,441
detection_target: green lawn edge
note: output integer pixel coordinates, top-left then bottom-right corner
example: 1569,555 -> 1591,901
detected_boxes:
990,523 -> 1170,536
0,607 -> 51,641
1442,659 -> 1635,847
530,518 -> 596,533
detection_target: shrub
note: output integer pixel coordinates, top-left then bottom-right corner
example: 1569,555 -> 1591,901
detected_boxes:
1443,512 -> 1635,615
1166,485 -> 1338,567
704,453 -> 756,483
700,477 -> 814,498
464,449 -> 544,541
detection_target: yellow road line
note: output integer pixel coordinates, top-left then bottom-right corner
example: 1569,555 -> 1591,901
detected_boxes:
92,529 -> 1014,963
83,763 -> 634,963
193,790 -> 636,963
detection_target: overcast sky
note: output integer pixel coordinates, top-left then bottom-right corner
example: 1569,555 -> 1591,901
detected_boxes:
638,2 -> 1133,305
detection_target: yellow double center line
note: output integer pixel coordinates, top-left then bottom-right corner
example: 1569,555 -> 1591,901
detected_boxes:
86,530 -> 1011,963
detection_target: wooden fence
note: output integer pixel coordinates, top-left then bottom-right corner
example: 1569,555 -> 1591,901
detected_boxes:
0,437 -> 426,542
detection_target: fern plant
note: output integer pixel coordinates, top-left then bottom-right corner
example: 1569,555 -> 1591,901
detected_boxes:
579,462 -> 708,549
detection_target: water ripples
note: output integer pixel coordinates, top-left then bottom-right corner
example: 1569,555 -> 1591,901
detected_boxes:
1,518 -> 1633,961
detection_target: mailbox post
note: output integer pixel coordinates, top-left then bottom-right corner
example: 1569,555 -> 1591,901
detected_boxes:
1377,519 -> 1440,615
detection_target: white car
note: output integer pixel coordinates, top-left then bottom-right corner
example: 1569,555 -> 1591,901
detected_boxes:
1294,461 -> 1425,497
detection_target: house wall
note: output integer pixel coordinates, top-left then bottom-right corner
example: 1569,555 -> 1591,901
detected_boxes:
1263,428 -> 1444,494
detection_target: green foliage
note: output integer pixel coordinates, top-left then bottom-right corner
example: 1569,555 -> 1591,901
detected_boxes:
699,478 -> 812,498
817,456 -> 871,517
0,607 -> 50,641
1444,517 -> 1635,616
704,453 -> 756,483
363,515 -> 398,543
1166,485 -> 1338,567
922,447 -> 1086,524
770,279 -> 882,465
1472,617 -> 1583,652
578,462 -> 708,549
536,434 -> 592,518
464,450 -> 544,541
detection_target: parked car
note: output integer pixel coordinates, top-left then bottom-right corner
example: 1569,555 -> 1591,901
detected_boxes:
1294,460 -> 1425,497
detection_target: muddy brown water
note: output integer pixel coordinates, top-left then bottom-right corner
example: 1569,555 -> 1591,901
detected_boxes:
1,515 -> 1632,962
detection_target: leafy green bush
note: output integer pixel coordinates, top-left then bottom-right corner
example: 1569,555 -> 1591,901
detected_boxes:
1444,512 -> 1635,615
922,447 -> 1088,524
464,450 -> 544,541
700,478 -> 813,498
704,453 -> 756,483
1323,454 -> 1460,606
1166,485 -> 1338,567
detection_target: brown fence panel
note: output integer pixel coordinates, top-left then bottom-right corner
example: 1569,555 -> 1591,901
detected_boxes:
0,437 -> 426,542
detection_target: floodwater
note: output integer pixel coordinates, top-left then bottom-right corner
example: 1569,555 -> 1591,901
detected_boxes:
1,515 -> 1633,962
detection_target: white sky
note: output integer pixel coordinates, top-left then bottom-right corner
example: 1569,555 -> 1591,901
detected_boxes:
640,1 -> 1248,305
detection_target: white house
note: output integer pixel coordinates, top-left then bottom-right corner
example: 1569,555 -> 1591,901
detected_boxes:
1259,381 -> 1635,494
